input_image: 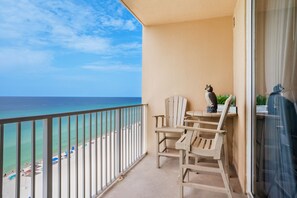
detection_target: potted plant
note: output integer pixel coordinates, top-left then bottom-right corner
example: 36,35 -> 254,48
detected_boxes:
256,95 -> 267,113
216,95 -> 237,113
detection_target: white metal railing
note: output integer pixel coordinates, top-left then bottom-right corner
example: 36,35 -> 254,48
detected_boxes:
0,104 -> 147,198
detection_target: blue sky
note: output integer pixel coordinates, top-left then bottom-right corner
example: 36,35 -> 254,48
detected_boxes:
0,0 -> 142,97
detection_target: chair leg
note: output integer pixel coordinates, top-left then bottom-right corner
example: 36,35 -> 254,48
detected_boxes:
162,132 -> 167,151
156,132 -> 160,168
179,150 -> 184,198
185,153 -> 190,181
218,160 -> 232,198
223,135 -> 230,181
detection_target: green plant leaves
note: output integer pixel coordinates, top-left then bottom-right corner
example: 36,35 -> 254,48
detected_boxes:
216,95 -> 236,106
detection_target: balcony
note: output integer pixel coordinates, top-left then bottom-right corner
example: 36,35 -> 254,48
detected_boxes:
0,104 -> 246,197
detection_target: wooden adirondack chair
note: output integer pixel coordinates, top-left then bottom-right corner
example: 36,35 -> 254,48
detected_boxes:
175,95 -> 233,198
154,96 -> 187,168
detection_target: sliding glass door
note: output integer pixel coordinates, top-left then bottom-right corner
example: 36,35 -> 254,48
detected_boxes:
253,0 -> 297,197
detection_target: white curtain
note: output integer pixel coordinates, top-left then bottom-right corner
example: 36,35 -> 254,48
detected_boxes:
261,1 -> 297,197
264,0 -> 297,102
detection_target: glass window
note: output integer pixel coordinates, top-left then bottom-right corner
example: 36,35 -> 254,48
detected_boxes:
253,0 -> 297,197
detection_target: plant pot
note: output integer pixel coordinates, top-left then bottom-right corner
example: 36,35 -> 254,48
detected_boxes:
217,105 -> 237,114
256,105 -> 267,113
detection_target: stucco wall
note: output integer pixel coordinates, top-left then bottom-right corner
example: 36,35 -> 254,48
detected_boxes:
233,0 -> 246,192
142,16 -> 234,155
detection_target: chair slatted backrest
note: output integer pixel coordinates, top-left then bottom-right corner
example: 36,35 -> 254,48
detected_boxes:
212,95 -> 232,158
165,96 -> 187,127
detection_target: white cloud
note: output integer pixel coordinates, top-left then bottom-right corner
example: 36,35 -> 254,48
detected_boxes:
116,42 -> 142,50
101,17 -> 137,31
0,48 -> 53,72
0,0 -> 140,54
82,62 -> 141,72
124,20 -> 137,31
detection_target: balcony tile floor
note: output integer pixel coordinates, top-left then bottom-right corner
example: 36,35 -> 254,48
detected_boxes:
102,155 -> 247,198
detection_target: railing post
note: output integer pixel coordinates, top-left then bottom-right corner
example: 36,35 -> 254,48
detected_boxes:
43,117 -> 53,198
142,105 -> 147,154
116,109 -> 121,174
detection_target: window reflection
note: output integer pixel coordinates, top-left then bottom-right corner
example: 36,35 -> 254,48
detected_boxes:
254,0 -> 297,197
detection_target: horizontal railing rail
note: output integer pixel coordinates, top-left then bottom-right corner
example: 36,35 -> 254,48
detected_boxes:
0,104 -> 147,198
0,104 -> 145,124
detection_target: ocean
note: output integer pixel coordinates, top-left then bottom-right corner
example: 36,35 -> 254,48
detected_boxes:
0,97 -> 141,174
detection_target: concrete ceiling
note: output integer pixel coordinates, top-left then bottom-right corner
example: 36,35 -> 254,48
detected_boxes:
120,0 -> 237,26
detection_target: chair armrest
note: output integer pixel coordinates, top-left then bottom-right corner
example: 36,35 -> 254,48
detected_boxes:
153,115 -> 165,127
177,125 -> 226,134
184,119 -> 219,126
176,131 -> 195,151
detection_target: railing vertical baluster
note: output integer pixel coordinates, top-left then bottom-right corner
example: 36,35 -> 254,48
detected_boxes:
43,118 -> 53,198
100,112 -> 103,191
109,111 -> 112,182
120,110 -> 123,171
138,107 -> 140,156
94,112 -> 98,195
82,114 -> 85,198
126,108 -> 129,169
132,108 -> 135,160
116,109 -> 121,176
126,108 -> 129,167
0,124 -> 4,198
75,115 -> 78,198
140,106 -> 145,155
131,108 -> 134,162
127,108 -> 132,168
129,108 -> 132,165
133,107 -> 136,161
58,118 -> 62,198
131,108 -> 133,162
131,108 -> 133,163
133,107 -> 135,160
67,116 -> 71,198
136,107 -> 139,158
121,108 -> 126,172
95,113 -> 98,194
31,121 -> 36,198
132,108 -> 135,161
121,109 -> 123,172
135,107 -> 138,159
124,108 -> 129,170
16,122 -> 21,198
138,107 -> 141,156
138,106 -> 139,157
105,111 -> 107,186
113,110 -> 116,179
89,113 -> 92,197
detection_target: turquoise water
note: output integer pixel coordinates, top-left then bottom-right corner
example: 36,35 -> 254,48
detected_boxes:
0,97 -> 141,174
